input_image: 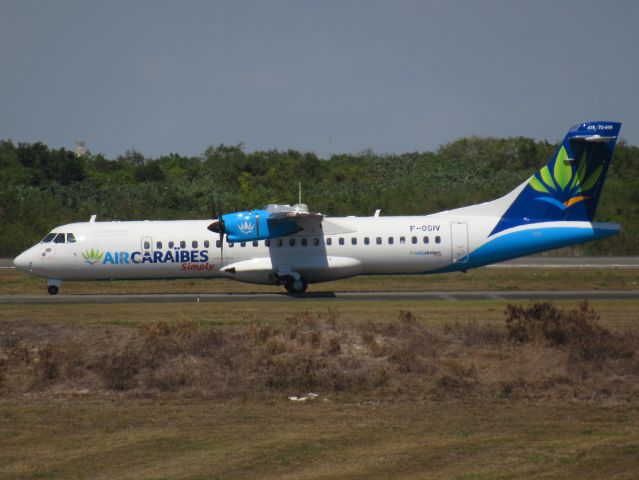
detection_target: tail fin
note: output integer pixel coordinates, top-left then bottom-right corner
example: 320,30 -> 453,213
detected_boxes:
490,121 -> 621,236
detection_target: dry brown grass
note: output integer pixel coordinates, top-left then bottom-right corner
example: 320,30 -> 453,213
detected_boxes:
2,302 -> 638,404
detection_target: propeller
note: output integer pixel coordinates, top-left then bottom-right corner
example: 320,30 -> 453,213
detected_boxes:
207,197 -> 226,267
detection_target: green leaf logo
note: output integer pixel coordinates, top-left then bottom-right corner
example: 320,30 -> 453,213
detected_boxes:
528,147 -> 603,210
82,249 -> 104,265
553,146 -> 572,189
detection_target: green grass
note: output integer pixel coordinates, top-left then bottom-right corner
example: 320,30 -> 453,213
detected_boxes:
2,267 -> 639,295
1,399 -> 638,479
1,299 -> 638,329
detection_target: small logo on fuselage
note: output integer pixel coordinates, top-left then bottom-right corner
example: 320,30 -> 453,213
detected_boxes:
82,249 -> 104,265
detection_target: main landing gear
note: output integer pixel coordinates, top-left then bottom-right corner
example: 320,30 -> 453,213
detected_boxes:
282,276 -> 308,294
274,266 -> 308,294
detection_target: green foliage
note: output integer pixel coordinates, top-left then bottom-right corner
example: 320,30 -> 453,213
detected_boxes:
0,136 -> 637,256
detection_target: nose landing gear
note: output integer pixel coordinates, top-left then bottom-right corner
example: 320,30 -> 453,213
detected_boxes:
47,279 -> 61,295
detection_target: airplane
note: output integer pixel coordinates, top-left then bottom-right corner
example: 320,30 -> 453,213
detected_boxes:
13,121 -> 622,295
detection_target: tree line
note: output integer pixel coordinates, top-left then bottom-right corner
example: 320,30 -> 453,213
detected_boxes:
1,137 -> 637,257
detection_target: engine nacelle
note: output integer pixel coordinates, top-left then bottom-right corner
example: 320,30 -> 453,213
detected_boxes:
213,209 -> 302,242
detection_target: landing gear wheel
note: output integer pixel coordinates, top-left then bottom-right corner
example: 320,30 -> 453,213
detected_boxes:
47,285 -> 59,295
284,277 -> 308,294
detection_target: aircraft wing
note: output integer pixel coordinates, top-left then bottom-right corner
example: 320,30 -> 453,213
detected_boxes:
267,210 -> 324,232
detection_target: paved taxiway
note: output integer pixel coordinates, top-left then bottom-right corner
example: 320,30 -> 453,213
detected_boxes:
2,257 -> 638,304
1,290 -> 638,304
486,256 -> 639,268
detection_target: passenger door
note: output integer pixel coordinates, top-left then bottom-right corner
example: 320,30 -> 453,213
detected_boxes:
450,222 -> 469,264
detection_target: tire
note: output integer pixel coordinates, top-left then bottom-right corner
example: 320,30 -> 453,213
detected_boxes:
47,285 -> 59,295
284,277 -> 308,294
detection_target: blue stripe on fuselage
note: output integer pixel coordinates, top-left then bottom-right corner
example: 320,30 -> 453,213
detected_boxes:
431,224 -> 619,273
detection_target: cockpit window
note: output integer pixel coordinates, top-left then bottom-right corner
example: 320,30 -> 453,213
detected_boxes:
53,233 -> 66,244
67,233 -> 76,243
42,233 -> 56,243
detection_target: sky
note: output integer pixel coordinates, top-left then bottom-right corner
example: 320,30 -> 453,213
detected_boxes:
1,0 -> 638,159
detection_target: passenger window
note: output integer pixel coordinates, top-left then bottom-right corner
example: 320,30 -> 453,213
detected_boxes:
289,238 -> 296,247
53,233 -> 65,244
169,241 -> 175,248
388,237 -> 394,245
156,241 -> 163,249
42,233 -> 56,243
252,240 -> 258,247
399,236 -> 406,244
412,236 -> 417,244
204,240 -> 210,248
277,239 -> 283,247
435,236 -> 441,244
364,237 -> 370,245
301,238 -> 308,246
351,237 -> 357,245
376,237 -> 382,245
143,241 -> 150,250
339,238 -> 345,245
228,242 -> 234,248
240,242 -> 246,247
313,238 -> 319,246
192,241 -> 198,248
423,236 -> 429,244
67,233 -> 76,243
180,241 -> 186,249
265,239 -> 271,247
326,238 -> 332,246
215,240 -> 221,248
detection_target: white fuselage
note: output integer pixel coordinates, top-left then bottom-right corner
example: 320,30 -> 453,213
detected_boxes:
16,216 -> 452,284
14,208 -> 618,287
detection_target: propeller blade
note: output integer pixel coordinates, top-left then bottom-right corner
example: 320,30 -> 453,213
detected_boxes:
220,231 -> 225,267
209,195 -> 226,268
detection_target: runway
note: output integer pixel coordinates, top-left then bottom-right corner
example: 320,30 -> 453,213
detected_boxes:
485,256 -> 639,268
1,290 -> 638,304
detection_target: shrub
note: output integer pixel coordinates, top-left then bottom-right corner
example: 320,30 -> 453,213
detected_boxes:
505,301 -> 634,361
36,343 -> 59,383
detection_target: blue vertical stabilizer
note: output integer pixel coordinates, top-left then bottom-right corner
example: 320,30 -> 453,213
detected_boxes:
490,121 -> 621,236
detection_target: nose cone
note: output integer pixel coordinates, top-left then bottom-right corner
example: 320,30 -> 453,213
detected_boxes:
13,251 -> 31,272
